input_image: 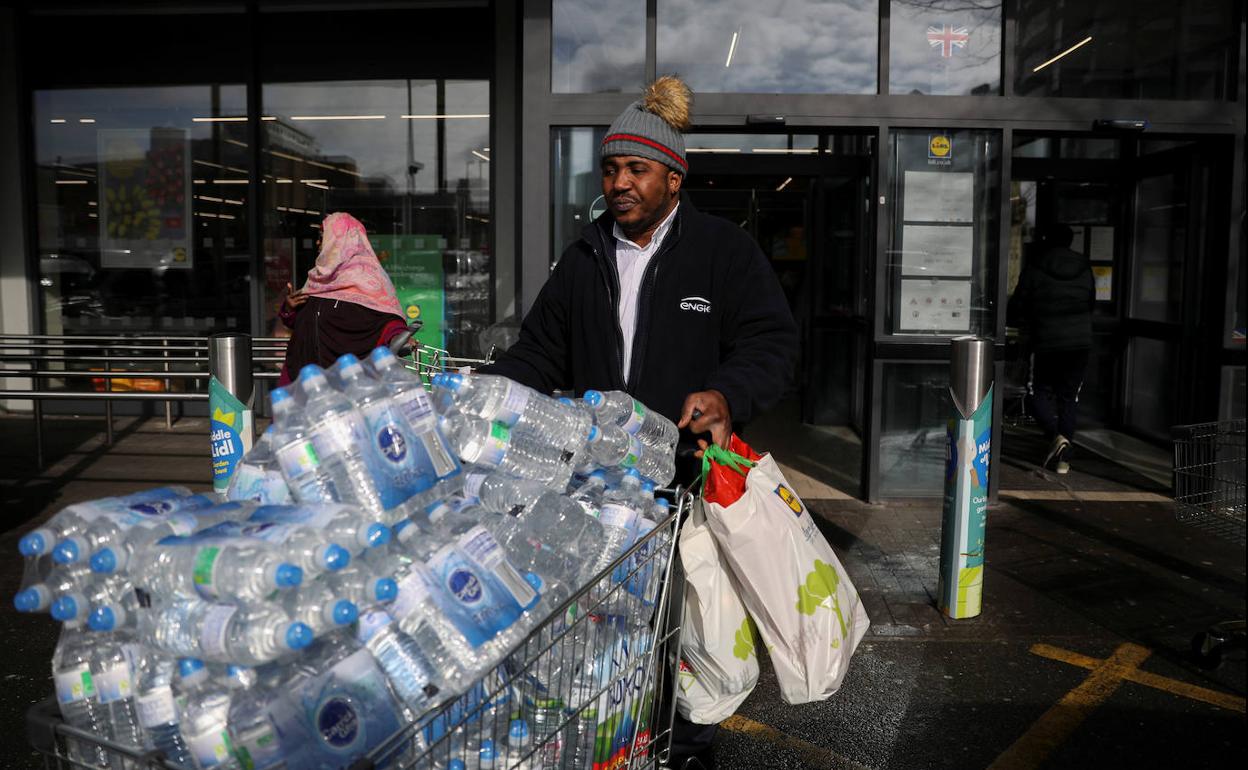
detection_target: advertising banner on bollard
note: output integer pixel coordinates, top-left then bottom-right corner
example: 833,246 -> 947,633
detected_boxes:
209,376 -> 253,495
939,335 -> 993,620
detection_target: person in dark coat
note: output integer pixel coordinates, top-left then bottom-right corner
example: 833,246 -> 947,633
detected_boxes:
277,212 -> 409,385
1007,223 -> 1095,473
481,76 -> 797,770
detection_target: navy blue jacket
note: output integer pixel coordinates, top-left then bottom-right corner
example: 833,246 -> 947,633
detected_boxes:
482,196 -> 798,432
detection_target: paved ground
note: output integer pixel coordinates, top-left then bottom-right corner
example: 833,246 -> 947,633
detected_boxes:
1,411 -> 1244,769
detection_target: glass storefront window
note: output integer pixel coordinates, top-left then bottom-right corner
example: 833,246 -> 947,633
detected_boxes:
886,129 -> 1001,336
552,126 -> 608,266
657,0 -> 877,94
261,80 -> 492,358
1014,0 -> 1239,100
33,85 -> 250,335
879,361 -> 952,495
685,134 -> 821,155
889,0 -> 1002,95
1129,171 -> 1184,324
552,0 -> 646,93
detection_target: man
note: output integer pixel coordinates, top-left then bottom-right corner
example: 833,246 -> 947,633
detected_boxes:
482,76 -> 798,768
1007,223 -> 1095,474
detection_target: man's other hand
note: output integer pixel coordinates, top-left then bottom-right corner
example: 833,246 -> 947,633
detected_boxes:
285,282 -> 309,309
678,390 -> 731,450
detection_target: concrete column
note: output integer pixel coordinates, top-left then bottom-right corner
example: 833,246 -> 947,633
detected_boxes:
0,8 -> 34,413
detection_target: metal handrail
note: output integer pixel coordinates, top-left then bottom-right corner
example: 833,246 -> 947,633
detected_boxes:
0,390 -> 207,401
0,355 -> 286,364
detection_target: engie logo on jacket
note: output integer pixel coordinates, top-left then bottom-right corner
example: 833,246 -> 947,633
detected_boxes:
679,296 -> 712,313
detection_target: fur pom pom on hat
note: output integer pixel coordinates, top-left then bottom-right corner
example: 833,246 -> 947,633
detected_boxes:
601,75 -> 692,175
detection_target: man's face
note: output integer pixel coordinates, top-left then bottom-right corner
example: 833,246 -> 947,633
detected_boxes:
601,155 -> 681,234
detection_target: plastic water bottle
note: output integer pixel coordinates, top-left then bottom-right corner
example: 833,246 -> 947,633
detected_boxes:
356,606 -> 444,714
249,503 -> 391,558
562,707 -> 598,770
566,471 -> 633,571
189,519 -> 353,578
582,389 -> 678,452
337,353 -> 443,510
434,373 -> 592,458
439,413 -> 574,489
144,598 -> 314,665
89,501 -> 257,577
52,618 -> 109,766
370,347 -> 461,481
384,550 -> 480,694
87,578 -> 142,633
21,487 -> 195,560
50,575 -> 122,626
523,696 -> 566,770
270,386 -> 347,504
94,632 -> 143,750
226,666 -> 285,770
14,562 -> 92,614
227,427 -> 294,505
133,534 -> 303,605
178,658 -> 234,768
585,425 -> 675,487
298,364 -> 387,515
133,651 -> 192,765
327,563 -> 399,609
282,580 -> 360,638
51,492 -> 217,566
503,719 -> 535,770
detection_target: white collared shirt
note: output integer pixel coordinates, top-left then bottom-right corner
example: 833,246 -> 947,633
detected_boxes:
612,203 -> 679,382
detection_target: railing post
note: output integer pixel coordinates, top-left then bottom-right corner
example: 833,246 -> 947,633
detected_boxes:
102,346 -> 114,446
163,338 -> 173,429
207,333 -> 254,496
937,336 -> 994,620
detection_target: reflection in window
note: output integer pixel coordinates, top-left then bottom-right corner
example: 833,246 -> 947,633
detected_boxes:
889,0 -> 1002,95
552,127 -> 608,265
552,0 -> 646,93
33,85 -> 250,336
1129,171 -> 1185,325
657,0 -> 877,93
1015,0 -> 1238,100
262,80 -> 492,357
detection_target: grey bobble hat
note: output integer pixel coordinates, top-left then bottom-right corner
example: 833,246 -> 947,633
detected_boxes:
601,76 -> 692,175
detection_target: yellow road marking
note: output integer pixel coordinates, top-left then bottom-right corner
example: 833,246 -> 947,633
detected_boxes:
989,643 -> 1152,770
721,714 -> 870,769
1031,643 -> 1246,713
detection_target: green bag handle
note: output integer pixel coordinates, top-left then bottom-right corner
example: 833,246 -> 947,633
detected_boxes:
699,442 -> 757,484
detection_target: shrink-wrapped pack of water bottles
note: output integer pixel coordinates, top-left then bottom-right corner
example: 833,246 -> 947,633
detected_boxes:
16,346 -> 678,769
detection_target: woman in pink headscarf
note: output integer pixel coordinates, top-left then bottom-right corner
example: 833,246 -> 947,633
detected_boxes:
277,212 -> 408,385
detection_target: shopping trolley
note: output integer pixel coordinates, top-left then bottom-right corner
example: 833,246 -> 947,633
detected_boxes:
1172,418 -> 1246,668
26,490 -> 690,770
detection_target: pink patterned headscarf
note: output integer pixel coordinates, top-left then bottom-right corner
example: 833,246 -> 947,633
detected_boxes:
300,212 -> 403,317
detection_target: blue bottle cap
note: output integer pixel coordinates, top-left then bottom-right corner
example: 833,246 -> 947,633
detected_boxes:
391,519 -> 413,539
624,468 -> 642,480
51,540 -> 80,565
448,760 -> 467,770
641,480 -> 656,493
332,600 -> 359,625
479,740 -> 496,761
374,578 -> 398,603
336,353 -> 360,367
590,469 -> 608,480
50,596 -> 78,621
443,373 -> 464,390
275,563 -> 303,588
370,346 -> 394,364
13,588 -> 40,613
226,665 -> 247,678
90,548 -> 118,574
587,425 -> 600,442
365,523 -> 391,548
523,572 -> 544,593
286,622 -> 314,650
18,532 -> 46,557
323,545 -> 351,572
297,364 -> 325,384
178,658 -> 205,678
509,719 -> 529,741
270,387 -> 291,404
88,606 -> 116,632
583,389 -> 604,407
558,397 -> 574,406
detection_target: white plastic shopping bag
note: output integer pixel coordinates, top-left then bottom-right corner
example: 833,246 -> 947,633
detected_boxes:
701,440 -> 870,705
676,497 -> 760,724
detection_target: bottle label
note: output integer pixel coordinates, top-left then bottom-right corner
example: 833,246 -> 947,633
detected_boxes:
186,726 -> 233,768
427,543 -> 523,646
494,381 -> 531,426
54,664 -> 95,704
361,399 -> 435,507
276,439 -> 321,481
135,686 -> 177,727
458,526 -> 538,609
621,399 -> 646,435
393,388 -> 435,429
627,519 -> 659,604
622,435 -> 642,469
232,721 -> 282,768
199,604 -> 238,657
464,422 -> 509,467
599,503 -> 639,534
462,473 -> 486,501
95,662 -> 133,703
355,607 -> 393,644
310,412 -> 363,459
192,546 -> 225,597
390,567 -> 433,620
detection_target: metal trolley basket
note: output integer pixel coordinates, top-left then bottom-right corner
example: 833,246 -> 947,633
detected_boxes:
1172,418 -> 1246,668
27,490 -> 691,770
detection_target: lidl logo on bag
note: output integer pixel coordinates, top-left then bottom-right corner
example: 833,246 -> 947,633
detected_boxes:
775,484 -> 804,516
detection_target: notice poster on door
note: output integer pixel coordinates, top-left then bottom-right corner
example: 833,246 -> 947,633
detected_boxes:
98,128 -> 192,269
899,279 -> 972,332
1089,226 -> 1115,261
902,170 -> 974,223
371,234 -> 446,351
901,224 -> 974,277
1092,266 -> 1113,301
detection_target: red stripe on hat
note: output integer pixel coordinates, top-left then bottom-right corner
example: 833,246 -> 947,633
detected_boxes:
602,133 -> 688,171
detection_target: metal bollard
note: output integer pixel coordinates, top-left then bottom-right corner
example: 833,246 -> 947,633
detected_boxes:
937,336 -> 994,619
207,333 -> 254,497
